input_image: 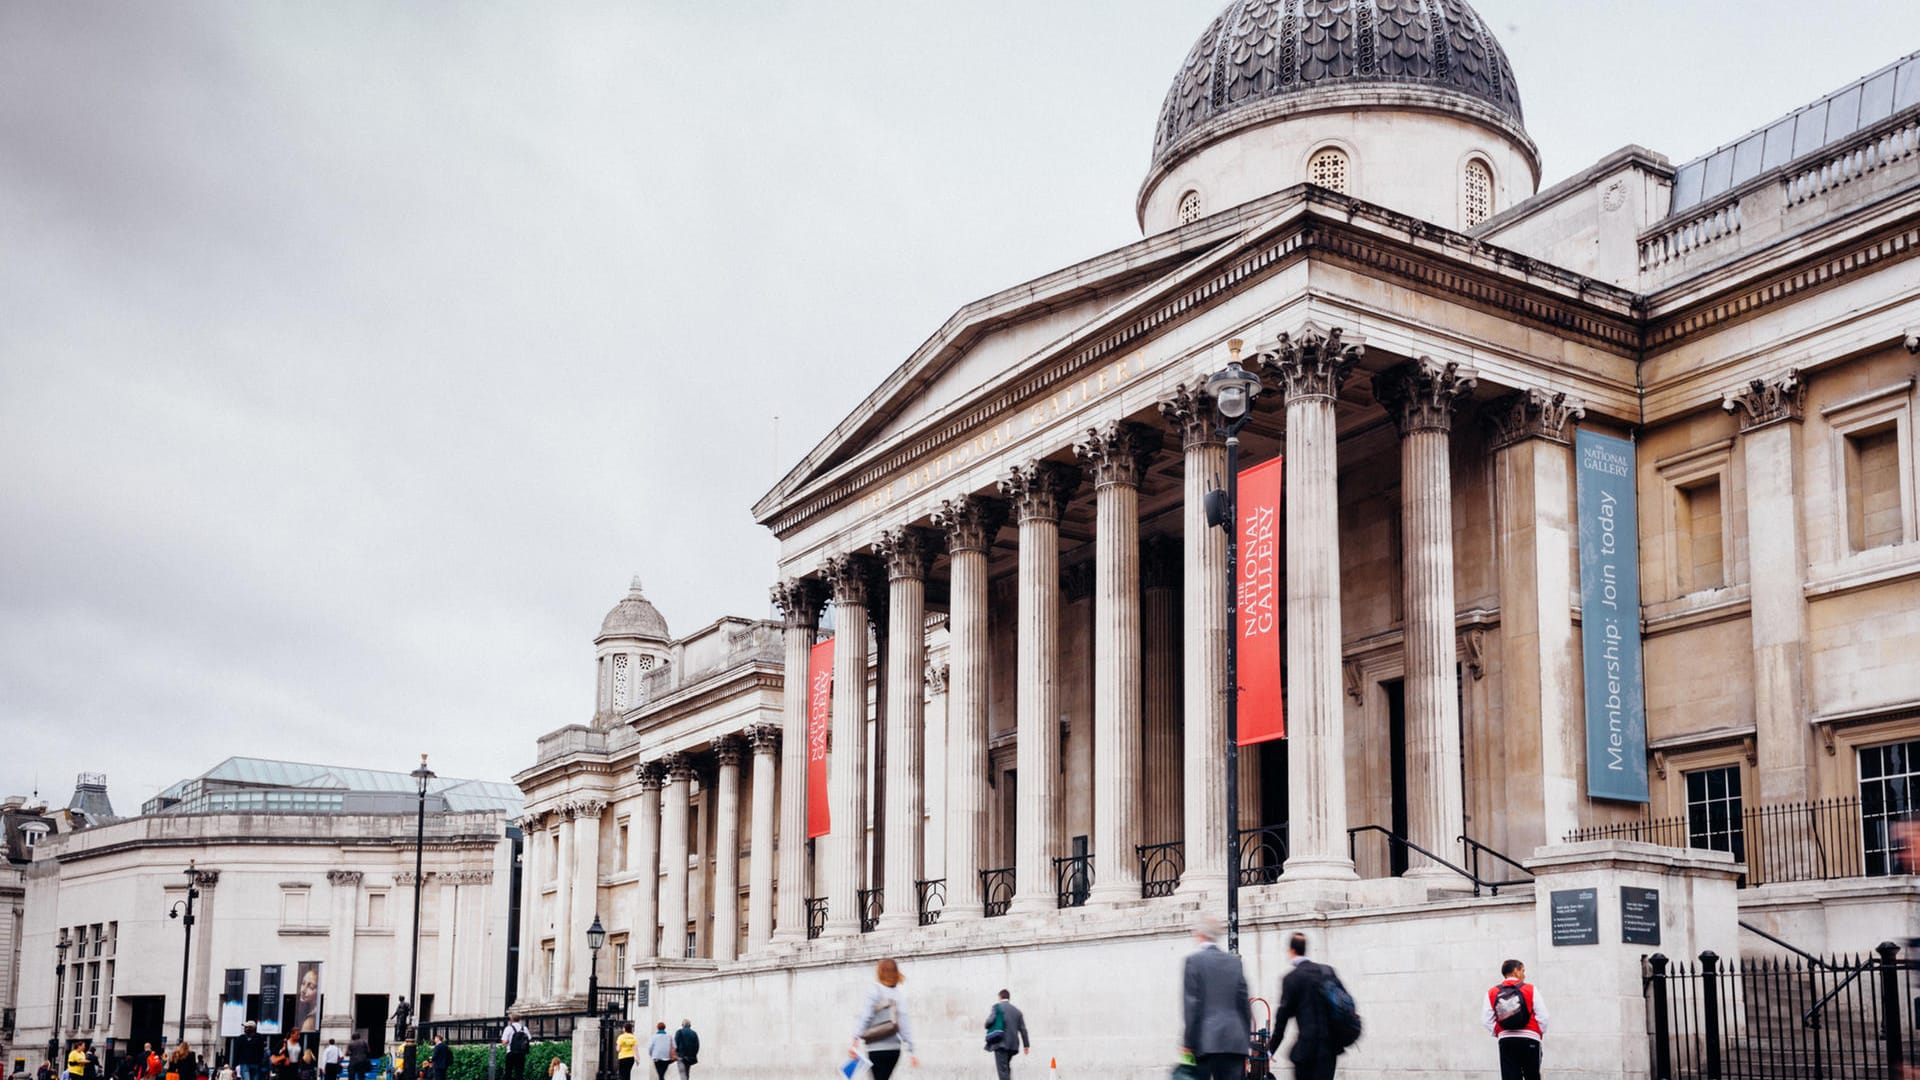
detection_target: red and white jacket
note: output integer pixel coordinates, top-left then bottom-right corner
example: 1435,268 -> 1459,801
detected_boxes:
1481,979 -> 1547,1041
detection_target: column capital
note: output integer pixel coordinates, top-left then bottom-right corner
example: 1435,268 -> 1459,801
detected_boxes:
1074,420 -> 1163,488
876,526 -> 940,581
933,493 -> 1008,554
770,577 -> 826,629
1484,387 -> 1586,449
1374,358 -> 1477,436
999,461 -> 1081,524
635,761 -> 665,791
1254,325 -> 1362,403
1722,369 -> 1805,431
661,753 -> 696,784
714,735 -> 744,768
823,552 -> 878,608
1158,381 -> 1226,451
326,870 -> 363,886
925,662 -> 949,696
1142,532 -> 1181,590
745,723 -> 781,756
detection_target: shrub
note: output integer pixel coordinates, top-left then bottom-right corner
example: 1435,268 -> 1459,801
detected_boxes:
441,1042 -> 570,1080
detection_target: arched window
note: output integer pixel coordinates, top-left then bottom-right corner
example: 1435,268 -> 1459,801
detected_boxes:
1308,147 -> 1349,193
1463,159 -> 1494,228
1178,190 -> 1203,224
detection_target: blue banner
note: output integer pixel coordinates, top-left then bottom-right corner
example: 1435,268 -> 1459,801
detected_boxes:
1575,430 -> 1649,803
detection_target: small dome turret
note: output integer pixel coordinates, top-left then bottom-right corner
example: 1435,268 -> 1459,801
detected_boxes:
598,576 -> 669,642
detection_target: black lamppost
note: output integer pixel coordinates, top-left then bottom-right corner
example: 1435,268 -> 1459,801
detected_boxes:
1203,339 -> 1264,955
407,755 -> 435,1041
584,915 -> 605,1016
167,861 -> 202,1045
50,928 -> 70,1063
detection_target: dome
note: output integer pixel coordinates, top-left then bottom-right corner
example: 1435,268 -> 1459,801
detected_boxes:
599,576 -> 669,641
1149,0 -> 1525,171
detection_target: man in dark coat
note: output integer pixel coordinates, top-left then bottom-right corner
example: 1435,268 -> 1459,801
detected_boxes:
670,1022 -> 699,1080
234,1024 -> 268,1080
344,1034 -> 371,1080
1273,933 -> 1338,1080
429,1037 -> 451,1080
985,989 -> 1030,1080
1181,914 -> 1251,1080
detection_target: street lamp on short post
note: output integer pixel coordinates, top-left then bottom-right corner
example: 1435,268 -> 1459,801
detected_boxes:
585,915 -> 606,1016
1203,339 -> 1264,955
407,754 -> 435,1042
167,861 -> 202,1046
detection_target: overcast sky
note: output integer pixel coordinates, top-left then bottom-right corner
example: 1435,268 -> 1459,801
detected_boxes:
5,1 -> 1918,810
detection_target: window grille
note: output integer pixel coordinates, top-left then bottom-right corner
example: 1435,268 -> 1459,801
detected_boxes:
1177,190 -> 1203,224
1308,148 -> 1349,193
1463,159 -> 1494,227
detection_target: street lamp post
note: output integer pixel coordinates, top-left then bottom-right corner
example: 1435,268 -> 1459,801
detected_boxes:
407,755 -> 436,1043
1203,339 -> 1264,955
584,915 -> 605,1016
50,928 -> 71,1064
167,861 -> 202,1046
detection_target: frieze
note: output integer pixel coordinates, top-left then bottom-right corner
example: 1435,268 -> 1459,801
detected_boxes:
1484,388 -> 1585,449
1722,370 -> 1805,431
932,494 -> 1007,555
1373,358 -> 1477,436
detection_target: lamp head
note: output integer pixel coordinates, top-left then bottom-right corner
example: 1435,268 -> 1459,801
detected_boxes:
1205,339 -> 1263,423
412,754 -> 436,795
586,914 -> 606,952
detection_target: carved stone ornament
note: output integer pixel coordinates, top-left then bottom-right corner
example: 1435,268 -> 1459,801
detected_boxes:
924,663 -> 950,696
192,868 -> 221,887
442,870 -> 493,884
746,723 -> 781,755
1158,381 -> 1226,451
1652,751 -> 1668,780
875,526 -> 939,582
1374,358 -> 1477,435
823,552 -> 877,608
634,761 -> 664,790
1254,325 -> 1363,403
999,461 -> 1081,524
769,577 -> 826,630
662,753 -> 696,783
564,798 -> 607,819
714,735 -> 744,768
1722,370 -> 1805,431
1459,627 -> 1487,681
1073,420 -> 1163,489
326,870 -> 364,886
395,871 -> 434,886
1484,388 -> 1586,449
1141,533 -> 1181,590
933,493 -> 1008,555
515,811 -> 548,831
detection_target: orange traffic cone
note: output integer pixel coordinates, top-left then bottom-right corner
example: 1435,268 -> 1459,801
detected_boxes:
1048,1057 -> 1059,1080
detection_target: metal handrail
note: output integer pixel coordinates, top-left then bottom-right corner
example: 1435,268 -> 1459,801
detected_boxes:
1738,919 -> 1834,969
1457,834 -> 1534,891
1346,825 -> 1497,896
1803,954 -> 1876,1029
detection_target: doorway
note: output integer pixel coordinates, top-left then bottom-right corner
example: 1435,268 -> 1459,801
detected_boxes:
1385,678 -> 1409,877
127,997 -> 165,1057
352,995 -> 389,1059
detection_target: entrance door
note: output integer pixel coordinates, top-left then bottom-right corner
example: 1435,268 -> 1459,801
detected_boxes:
1385,678 -> 1409,877
353,996 -> 388,1059
127,997 -> 165,1056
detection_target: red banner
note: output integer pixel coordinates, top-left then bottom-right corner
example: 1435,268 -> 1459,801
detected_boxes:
806,638 -> 834,838
1237,455 -> 1285,745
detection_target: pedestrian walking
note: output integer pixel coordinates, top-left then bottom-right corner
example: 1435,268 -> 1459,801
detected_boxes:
164,1044 -> 198,1080
984,989 -> 1029,1080
849,958 -> 916,1080
498,1016 -> 530,1080
670,1021 -> 699,1080
67,1042 -> 90,1080
614,1023 -> 636,1080
645,1024 -> 671,1080
1273,932 -> 1359,1080
1481,959 -> 1547,1080
1181,915 -> 1251,1080
234,1025 -> 266,1080
429,1037 -> 450,1080
345,1034 -> 371,1080
319,1042 -> 341,1080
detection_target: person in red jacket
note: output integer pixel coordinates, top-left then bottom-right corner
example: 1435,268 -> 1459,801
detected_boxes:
1481,959 -> 1548,1080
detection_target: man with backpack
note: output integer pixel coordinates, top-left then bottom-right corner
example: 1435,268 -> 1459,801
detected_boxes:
498,1017 -> 530,1080
1272,932 -> 1360,1080
1481,959 -> 1548,1080
984,989 -> 1030,1079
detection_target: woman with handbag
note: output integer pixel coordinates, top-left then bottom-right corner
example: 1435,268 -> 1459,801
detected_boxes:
164,1042 -> 198,1080
848,958 -> 916,1079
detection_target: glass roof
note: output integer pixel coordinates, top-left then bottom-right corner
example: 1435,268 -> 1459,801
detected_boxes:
150,756 -> 522,814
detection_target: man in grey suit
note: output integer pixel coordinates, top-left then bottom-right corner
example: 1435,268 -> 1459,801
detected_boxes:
984,989 -> 1030,1080
1181,914 -> 1252,1080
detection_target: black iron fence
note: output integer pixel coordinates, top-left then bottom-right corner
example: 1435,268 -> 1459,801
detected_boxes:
1237,822 -> 1289,886
421,1011 -> 587,1045
858,887 -> 883,933
1137,840 -> 1184,898
915,878 -> 946,926
805,897 -> 828,940
1648,944 -> 1915,1080
1054,853 -> 1093,908
1567,797 -> 1873,888
980,867 -> 1015,918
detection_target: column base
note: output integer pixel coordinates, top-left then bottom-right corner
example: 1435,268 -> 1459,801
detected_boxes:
1277,855 -> 1358,881
875,913 -> 918,933
1403,861 -> 1471,884
939,903 -> 984,922
1087,880 -> 1140,905
1007,893 -> 1054,916
1176,871 -> 1228,897
820,920 -> 860,938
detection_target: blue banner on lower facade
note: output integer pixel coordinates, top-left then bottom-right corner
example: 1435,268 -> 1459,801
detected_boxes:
1575,429 -> 1649,803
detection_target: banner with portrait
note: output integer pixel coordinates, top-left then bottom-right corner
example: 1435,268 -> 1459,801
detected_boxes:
294,962 -> 322,1036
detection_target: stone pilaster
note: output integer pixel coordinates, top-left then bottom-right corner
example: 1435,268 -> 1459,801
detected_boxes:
1257,327 -> 1361,880
876,526 -> 937,930
1076,421 -> 1161,901
1725,371 -> 1812,802
999,460 -> 1080,912
1140,533 -> 1183,847
744,727 -> 780,952
657,754 -> 693,959
821,552 -> 876,935
711,738 -> 743,961
568,799 -> 605,992
1159,381 -> 1229,892
1375,357 -> 1475,878
932,494 -> 1006,920
769,577 -> 824,941
514,814 -> 545,1003
1486,389 -> 1585,850
554,808 -> 576,985
631,765 -> 663,962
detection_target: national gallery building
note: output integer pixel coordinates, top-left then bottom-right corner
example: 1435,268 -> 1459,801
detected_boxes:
516,5 -> 1920,1077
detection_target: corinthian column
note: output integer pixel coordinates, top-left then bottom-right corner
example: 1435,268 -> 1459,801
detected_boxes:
745,726 -> 780,952
876,526 -> 936,930
822,553 -> 875,935
1259,327 -> 1361,880
1076,421 -> 1161,902
631,766 -> 662,961
710,737 -> 743,961
932,494 -> 1006,920
657,755 -> 693,958
1141,534 -> 1182,847
1000,460 -> 1080,913
769,578 -> 824,942
1159,383 -> 1228,893
1375,358 -> 1476,878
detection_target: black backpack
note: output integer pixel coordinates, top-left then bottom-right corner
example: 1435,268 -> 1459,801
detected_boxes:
509,1029 -> 530,1055
1319,968 -> 1363,1053
1494,983 -> 1532,1031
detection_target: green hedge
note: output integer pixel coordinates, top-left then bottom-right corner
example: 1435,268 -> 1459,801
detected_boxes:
442,1041 -> 570,1080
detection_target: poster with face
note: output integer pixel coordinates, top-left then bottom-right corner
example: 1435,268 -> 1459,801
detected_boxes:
294,962 -> 322,1034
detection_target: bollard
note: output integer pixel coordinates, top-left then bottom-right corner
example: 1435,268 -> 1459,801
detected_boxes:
1879,941 -> 1905,1075
1700,950 -> 1722,1080
1649,954 -> 1672,1080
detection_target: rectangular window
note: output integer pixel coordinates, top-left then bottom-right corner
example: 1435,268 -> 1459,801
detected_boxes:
1657,441 -> 1735,598
550,831 -> 561,880
1859,739 -> 1919,876
1849,424 -> 1903,552
543,944 -> 556,997
1685,765 -> 1746,861
87,961 -> 100,1028
618,820 -> 631,872
612,939 -> 627,978
367,892 -> 388,927
1679,478 -> 1726,591
282,889 -> 309,927
684,927 -> 697,960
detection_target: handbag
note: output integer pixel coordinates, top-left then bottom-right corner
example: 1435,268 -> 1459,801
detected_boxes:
859,996 -> 899,1042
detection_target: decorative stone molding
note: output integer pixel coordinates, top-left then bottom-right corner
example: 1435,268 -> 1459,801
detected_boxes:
1459,627 -> 1487,681
1141,533 -> 1181,590
1060,560 -> 1096,603
634,761 -> 664,790
823,553 -> 877,608
662,753 -> 696,784
1484,388 -> 1586,449
999,461 -> 1081,524
1255,325 -> 1362,403
395,871 -> 434,886
714,735 -> 744,768
933,493 -> 1008,554
442,870 -> 493,884
326,870 -> 363,886
1373,358 -> 1477,435
561,798 -> 607,819
1722,370 -> 1805,431
514,811 -> 548,831
924,663 -> 950,696
192,869 -> 221,887
1073,420 -> 1163,489
770,577 -> 826,630
876,526 -> 939,582
745,723 -> 781,756
1158,381 -> 1225,451
1652,751 -> 1668,780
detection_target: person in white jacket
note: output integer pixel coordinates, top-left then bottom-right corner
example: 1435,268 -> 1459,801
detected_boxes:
850,958 -> 917,1079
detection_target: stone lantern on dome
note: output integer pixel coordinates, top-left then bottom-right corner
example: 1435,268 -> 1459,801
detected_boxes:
593,575 -> 670,725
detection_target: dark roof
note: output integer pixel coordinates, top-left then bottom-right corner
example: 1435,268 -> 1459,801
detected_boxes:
1151,0 -> 1524,168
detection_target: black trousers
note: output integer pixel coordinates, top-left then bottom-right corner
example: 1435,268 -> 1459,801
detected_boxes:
1290,1051 -> 1336,1080
503,1054 -> 525,1080
867,1050 -> 900,1080
1498,1038 -> 1541,1080
1195,1054 -> 1245,1080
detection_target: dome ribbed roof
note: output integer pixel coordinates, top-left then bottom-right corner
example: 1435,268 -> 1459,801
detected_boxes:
599,576 -> 669,641
1151,0 -> 1524,168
